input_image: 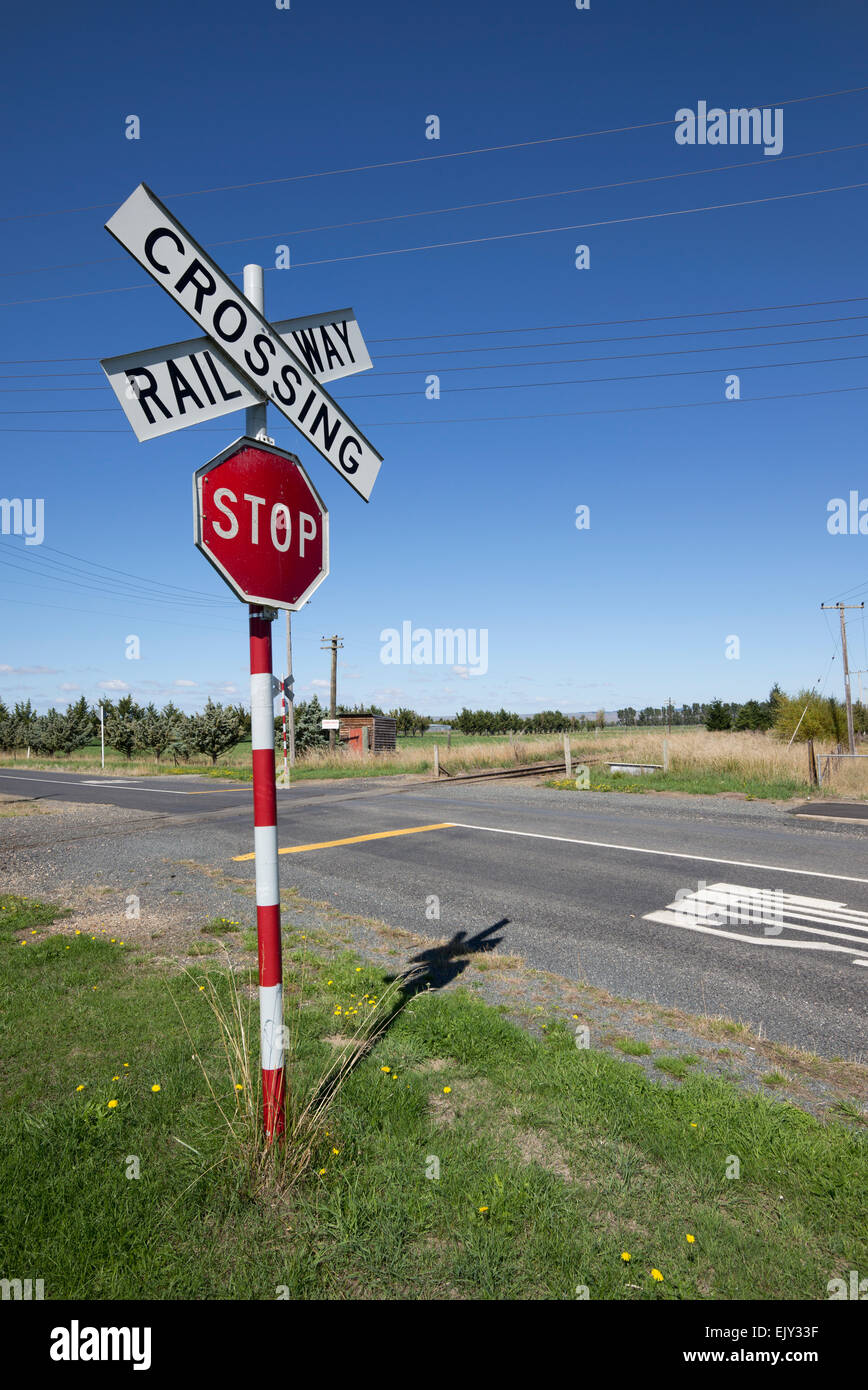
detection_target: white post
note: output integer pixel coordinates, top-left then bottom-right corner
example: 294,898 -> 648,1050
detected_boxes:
434,744 -> 440,778
99,702 -> 105,770
243,265 -> 270,441
662,737 -> 669,773
563,732 -> 571,779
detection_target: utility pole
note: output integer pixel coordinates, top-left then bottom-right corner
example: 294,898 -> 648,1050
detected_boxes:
320,634 -> 343,750
285,610 -> 295,765
820,602 -> 865,754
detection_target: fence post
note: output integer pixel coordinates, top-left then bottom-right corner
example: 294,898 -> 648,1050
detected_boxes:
434,744 -> 440,778
662,737 -> 669,773
362,725 -> 369,755
563,732 -> 571,779
807,737 -> 818,786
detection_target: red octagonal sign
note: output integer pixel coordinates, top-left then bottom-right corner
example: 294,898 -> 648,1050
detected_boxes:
194,437 -> 329,611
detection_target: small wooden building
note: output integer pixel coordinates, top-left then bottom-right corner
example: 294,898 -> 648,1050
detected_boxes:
339,715 -> 397,753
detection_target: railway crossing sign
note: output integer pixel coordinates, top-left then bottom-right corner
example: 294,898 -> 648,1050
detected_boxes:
105,182 -> 382,500
100,307 -> 373,443
194,437 -> 329,611
103,182 -> 386,1146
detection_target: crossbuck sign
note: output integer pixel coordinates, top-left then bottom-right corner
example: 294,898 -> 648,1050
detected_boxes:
104,183 -> 382,501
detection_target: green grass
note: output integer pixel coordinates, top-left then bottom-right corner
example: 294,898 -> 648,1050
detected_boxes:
611,1036 -> 653,1057
0,895 -> 865,1300
550,771 -> 806,800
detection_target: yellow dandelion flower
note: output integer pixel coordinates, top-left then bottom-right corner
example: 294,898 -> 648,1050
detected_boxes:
235,1084 -> 243,1091
107,1100 -> 118,1109
355,967 -> 361,972
112,1075 -> 120,1081
478,1206 -> 489,1213
75,930 -> 81,936
75,1084 -> 86,1092
151,1084 -> 161,1093
443,1086 -> 451,1094
123,1063 -> 130,1068
332,1147 -> 339,1154
621,1252 -> 631,1262
380,1066 -> 391,1073
686,1234 -> 695,1244
318,1168 -> 326,1175
651,1269 -> 663,1282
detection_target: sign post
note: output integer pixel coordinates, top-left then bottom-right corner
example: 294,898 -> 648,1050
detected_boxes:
248,603 -> 284,1141
104,187 -> 383,1146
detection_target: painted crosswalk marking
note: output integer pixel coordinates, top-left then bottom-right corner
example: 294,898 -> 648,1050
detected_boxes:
643,882 -> 868,965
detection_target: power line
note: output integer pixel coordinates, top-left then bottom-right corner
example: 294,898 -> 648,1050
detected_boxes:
1,350 -> 865,414
2,81 -> 866,223
3,180 -> 867,310
2,294 -> 866,364
6,328 -> 868,398
0,542 -> 230,605
0,592 -> 238,634
4,140 -> 865,280
0,382 -> 863,433
5,312 -> 868,385
286,181 -> 868,272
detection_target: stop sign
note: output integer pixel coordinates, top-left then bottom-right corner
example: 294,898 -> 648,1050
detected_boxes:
193,437 -> 329,610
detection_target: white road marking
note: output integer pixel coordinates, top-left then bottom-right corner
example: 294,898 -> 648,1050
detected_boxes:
447,821 -> 868,886
0,774 -> 235,796
644,882 -> 868,964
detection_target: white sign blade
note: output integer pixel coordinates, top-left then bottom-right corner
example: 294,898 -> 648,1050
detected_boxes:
101,309 -> 373,444
105,184 -> 382,501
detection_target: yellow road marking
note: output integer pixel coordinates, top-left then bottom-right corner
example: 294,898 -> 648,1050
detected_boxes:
232,822 -> 455,861
184,787 -> 252,794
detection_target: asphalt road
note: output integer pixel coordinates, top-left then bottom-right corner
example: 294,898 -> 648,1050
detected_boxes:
2,769 -> 866,1060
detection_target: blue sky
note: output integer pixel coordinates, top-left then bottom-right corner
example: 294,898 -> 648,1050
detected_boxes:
1,0 -> 867,718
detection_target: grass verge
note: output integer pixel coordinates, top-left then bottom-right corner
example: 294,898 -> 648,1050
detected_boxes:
0,893 -> 865,1300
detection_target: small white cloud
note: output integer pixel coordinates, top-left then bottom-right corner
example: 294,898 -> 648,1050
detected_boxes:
310,678 -> 329,688
452,666 -> 470,679
59,683 -> 80,692
175,679 -> 197,688
99,679 -> 128,691
0,664 -> 60,675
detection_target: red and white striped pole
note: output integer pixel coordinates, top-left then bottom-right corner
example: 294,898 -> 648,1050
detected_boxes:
249,604 -> 285,1142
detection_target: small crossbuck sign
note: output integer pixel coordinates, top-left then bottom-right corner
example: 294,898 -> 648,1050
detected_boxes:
644,882 -> 868,965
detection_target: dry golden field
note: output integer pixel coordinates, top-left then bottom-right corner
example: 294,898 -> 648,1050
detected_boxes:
1,727 -> 866,796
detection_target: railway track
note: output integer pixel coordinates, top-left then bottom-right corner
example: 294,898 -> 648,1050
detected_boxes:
430,758 -> 573,784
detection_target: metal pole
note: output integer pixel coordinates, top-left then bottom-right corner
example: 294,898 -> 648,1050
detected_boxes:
281,680 -> 289,785
242,265 -> 284,1141
249,605 -> 285,1142
563,732 -> 571,779
243,265 -> 269,442
286,610 -> 296,766
839,604 -> 856,755
99,702 -> 105,770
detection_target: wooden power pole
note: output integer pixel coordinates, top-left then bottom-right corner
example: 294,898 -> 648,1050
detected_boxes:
820,601 -> 864,754
320,634 -> 344,750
